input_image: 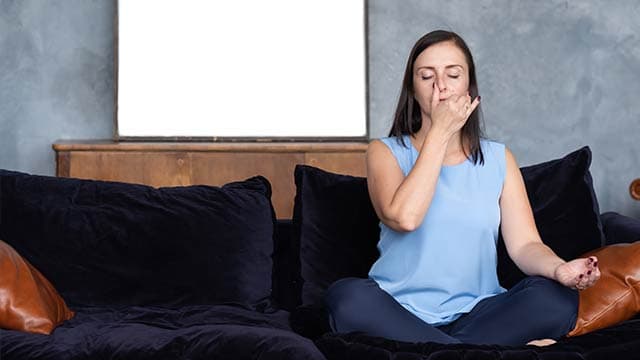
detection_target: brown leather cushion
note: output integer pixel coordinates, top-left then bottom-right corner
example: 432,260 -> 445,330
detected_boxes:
0,240 -> 74,335
568,241 -> 640,337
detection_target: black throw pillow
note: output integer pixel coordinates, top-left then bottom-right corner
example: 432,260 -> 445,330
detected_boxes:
0,169 -> 276,308
292,165 -> 380,307
496,146 -> 605,288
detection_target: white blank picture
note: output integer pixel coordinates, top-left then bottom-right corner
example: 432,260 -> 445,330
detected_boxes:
117,0 -> 367,138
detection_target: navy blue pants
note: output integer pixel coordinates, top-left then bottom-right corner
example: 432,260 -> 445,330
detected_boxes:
324,276 -> 578,346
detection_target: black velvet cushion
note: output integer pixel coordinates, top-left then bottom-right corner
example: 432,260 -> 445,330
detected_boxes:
0,305 -> 327,360
497,146 -> 605,289
0,170 -> 276,308
600,212 -> 640,245
292,165 -> 380,307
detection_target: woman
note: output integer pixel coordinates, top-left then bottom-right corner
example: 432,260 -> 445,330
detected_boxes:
324,30 -> 601,346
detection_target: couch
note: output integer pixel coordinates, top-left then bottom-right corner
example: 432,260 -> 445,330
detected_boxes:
1,145 -> 640,360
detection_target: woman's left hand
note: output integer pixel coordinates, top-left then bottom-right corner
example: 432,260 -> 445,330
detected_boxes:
554,256 -> 601,290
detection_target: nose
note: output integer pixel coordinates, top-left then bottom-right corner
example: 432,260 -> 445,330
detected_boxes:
435,76 -> 448,94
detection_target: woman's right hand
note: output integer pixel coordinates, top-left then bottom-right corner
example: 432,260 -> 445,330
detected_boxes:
429,84 -> 480,139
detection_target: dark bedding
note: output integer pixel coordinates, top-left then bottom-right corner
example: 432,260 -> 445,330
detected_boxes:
315,315 -> 640,360
0,304 -> 326,359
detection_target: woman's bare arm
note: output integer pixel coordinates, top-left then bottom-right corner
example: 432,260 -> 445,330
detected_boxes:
366,129 -> 450,232
500,147 -> 600,288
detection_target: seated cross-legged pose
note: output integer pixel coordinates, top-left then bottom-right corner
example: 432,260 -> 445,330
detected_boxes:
325,30 -> 601,347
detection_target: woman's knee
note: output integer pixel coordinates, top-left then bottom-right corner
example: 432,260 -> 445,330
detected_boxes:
325,277 -> 371,309
525,276 -> 578,306
324,277 -> 377,329
522,276 -> 579,330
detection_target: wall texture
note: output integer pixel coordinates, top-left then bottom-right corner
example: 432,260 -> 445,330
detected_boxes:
0,0 -> 638,217
0,0 -> 114,175
368,0 -> 640,217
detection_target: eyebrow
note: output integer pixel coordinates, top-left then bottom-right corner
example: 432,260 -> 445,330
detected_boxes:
416,65 -> 464,71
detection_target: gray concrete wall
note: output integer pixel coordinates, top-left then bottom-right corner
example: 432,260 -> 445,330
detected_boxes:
0,0 -> 114,175
368,0 -> 640,217
0,0 -> 638,217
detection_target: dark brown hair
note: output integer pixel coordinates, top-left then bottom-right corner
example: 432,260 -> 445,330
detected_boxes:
388,30 -> 486,165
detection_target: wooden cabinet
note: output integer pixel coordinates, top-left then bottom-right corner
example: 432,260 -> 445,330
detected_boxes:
53,141 -> 368,219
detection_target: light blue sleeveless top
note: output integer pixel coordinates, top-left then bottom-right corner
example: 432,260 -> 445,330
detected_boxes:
368,135 -> 507,326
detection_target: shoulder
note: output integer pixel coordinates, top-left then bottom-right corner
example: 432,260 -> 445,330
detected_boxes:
367,136 -> 412,176
367,137 -> 392,161
478,139 -> 511,182
367,137 -> 389,156
476,138 -> 506,165
482,139 -> 516,164
504,146 -> 519,170
368,136 -> 408,155
371,136 -> 408,148
483,140 -> 519,173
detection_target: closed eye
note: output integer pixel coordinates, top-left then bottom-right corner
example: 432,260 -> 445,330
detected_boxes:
421,75 -> 459,80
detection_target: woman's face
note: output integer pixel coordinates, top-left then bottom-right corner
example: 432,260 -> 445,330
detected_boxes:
412,40 -> 470,117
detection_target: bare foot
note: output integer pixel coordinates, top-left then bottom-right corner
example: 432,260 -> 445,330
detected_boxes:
526,338 -> 557,346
